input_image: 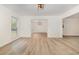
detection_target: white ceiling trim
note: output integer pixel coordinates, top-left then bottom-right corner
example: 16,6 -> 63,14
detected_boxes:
61,5 -> 79,19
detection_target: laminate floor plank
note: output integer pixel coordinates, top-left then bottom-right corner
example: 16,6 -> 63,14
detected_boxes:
0,33 -> 79,55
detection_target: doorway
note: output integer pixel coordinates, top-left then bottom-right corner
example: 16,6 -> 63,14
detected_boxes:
31,19 -> 48,38
63,13 -> 79,37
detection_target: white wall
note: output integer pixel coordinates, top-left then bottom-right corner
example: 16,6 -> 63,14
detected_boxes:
64,17 -> 79,36
17,16 -> 31,38
48,16 -> 62,38
17,16 -> 63,38
32,19 -> 48,33
0,5 -> 18,47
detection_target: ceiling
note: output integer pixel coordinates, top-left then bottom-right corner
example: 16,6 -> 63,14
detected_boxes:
3,4 -> 78,16
65,13 -> 79,19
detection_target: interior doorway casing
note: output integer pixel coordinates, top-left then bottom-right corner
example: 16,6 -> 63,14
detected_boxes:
31,19 -> 48,37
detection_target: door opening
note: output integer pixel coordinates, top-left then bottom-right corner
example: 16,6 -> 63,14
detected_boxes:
31,19 -> 48,38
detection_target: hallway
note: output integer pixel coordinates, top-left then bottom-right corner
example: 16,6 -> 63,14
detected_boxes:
0,33 -> 79,55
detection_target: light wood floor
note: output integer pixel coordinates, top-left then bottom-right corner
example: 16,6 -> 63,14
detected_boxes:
0,33 -> 79,55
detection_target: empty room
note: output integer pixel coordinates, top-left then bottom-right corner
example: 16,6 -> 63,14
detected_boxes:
0,4 -> 79,55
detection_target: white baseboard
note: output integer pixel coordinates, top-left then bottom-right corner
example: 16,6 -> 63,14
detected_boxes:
0,37 -> 31,48
63,35 -> 79,37
0,38 -> 17,48
0,36 -> 63,48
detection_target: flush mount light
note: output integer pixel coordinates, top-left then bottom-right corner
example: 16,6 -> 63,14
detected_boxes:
35,4 -> 44,10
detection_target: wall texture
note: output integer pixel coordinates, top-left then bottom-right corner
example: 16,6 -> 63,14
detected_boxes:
64,17 -> 79,36
0,5 -> 18,47
31,19 -> 48,33
17,16 -> 63,38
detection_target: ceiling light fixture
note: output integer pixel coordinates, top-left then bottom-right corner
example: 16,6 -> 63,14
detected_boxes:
36,4 -> 44,10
